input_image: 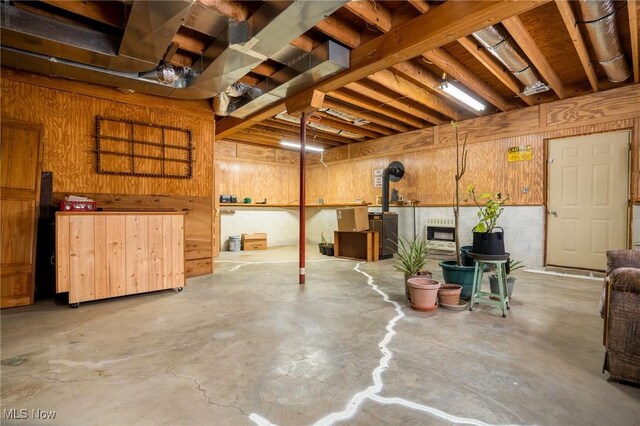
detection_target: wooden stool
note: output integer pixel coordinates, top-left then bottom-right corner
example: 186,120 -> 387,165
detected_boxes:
468,252 -> 511,317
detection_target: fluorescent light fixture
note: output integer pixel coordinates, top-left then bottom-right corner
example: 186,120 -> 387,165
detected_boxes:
441,82 -> 486,111
280,141 -> 324,152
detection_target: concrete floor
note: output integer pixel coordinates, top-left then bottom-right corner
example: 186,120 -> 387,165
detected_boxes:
2,245 -> 639,425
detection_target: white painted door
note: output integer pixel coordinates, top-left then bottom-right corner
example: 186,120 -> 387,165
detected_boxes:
547,130 -> 629,270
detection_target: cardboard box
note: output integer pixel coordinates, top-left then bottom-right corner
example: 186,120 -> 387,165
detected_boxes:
336,206 -> 369,232
242,233 -> 267,250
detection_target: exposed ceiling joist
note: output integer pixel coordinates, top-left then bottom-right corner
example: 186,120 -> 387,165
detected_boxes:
40,0 -> 124,27
423,48 -> 518,112
314,111 -> 394,136
322,98 -> 412,133
328,90 -> 425,129
311,112 -> 382,138
344,1 -> 392,33
367,69 -> 466,121
456,36 -> 536,106
502,16 -> 565,99
262,120 -> 354,145
315,15 -> 361,49
407,1 -> 430,14
392,60 -> 489,115
347,81 -> 447,125
198,0 -> 249,21
555,0 -> 599,92
216,0 -> 545,138
241,127 -> 343,147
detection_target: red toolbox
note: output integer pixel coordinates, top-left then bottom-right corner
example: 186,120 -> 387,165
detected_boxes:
59,200 -> 97,211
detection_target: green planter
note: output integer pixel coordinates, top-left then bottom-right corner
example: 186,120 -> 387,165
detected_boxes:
439,261 -> 476,299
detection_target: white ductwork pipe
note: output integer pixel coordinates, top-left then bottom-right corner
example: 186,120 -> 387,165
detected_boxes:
472,25 -> 549,96
578,0 -> 630,83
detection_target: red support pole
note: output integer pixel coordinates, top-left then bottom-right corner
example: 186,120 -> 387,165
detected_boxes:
299,112 -> 307,285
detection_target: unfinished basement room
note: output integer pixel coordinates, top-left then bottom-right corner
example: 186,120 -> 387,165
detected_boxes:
1,0 -> 640,424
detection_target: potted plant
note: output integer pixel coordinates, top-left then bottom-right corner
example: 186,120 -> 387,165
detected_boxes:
319,233 -> 327,255
325,238 -> 335,256
407,276 -> 441,311
439,122 -> 476,299
394,233 -> 432,302
489,258 -> 524,299
468,186 -> 509,255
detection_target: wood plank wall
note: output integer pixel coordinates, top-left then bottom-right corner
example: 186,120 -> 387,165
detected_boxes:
1,69 -> 216,277
215,140 -> 299,204
216,84 -> 640,206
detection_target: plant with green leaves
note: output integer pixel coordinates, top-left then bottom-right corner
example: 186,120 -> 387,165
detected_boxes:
393,234 -> 430,276
491,258 -> 524,278
468,185 -> 510,233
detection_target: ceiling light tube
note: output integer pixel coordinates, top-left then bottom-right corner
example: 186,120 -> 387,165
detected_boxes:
441,82 -> 486,111
280,141 -> 324,152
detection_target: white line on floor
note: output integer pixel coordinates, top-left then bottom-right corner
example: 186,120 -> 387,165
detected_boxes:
215,258 -> 343,272
245,262 -> 512,426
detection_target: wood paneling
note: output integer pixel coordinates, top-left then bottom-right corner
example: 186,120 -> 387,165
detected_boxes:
1,75 -> 214,197
215,140 -> 237,158
217,160 -> 298,205
546,85 -> 640,127
52,193 -> 212,277
2,71 -> 216,278
224,84 -> 639,207
56,212 -> 185,304
236,144 -> 277,162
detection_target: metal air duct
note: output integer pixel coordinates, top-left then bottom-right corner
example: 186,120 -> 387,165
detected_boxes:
578,0 -> 630,83
0,1 -> 194,73
472,26 -> 549,96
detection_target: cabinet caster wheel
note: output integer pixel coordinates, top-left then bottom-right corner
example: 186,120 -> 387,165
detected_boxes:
70,303 -> 79,309
502,313 -> 507,318
176,287 -> 183,292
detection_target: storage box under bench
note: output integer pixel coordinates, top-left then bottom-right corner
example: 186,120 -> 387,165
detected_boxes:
242,233 -> 267,250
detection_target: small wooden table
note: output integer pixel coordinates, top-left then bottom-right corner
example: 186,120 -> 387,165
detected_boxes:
334,230 -> 379,262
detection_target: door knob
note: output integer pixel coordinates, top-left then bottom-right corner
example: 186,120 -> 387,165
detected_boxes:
549,210 -> 558,217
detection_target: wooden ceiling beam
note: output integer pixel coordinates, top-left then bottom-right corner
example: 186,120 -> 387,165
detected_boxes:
367,69 -> 466,121
315,15 -> 362,49
322,98 -> 412,133
262,120 -> 354,144
216,0 -> 546,137
423,48 -> 518,112
503,16 -> 566,99
290,34 -> 320,53
407,0 -> 431,14
224,137 -> 285,149
628,0 -> 639,83
40,1 -> 125,27
344,1 -> 392,33
241,127 -> 344,147
555,0 -> 599,92
313,111 -> 394,136
172,32 -> 207,55
252,62 -> 279,78
456,36 -> 535,106
391,61 -> 487,116
310,113 -> 382,138
327,90 -> 425,129
347,81 -> 447,125
198,0 -> 250,21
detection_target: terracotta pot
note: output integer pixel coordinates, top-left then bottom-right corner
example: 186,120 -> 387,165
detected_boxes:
404,271 -> 433,302
407,277 -> 441,311
438,284 -> 462,305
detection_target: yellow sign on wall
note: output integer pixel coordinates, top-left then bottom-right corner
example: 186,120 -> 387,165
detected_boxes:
507,145 -> 532,162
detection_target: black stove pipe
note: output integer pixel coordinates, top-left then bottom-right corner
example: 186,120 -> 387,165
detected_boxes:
382,164 -> 403,212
